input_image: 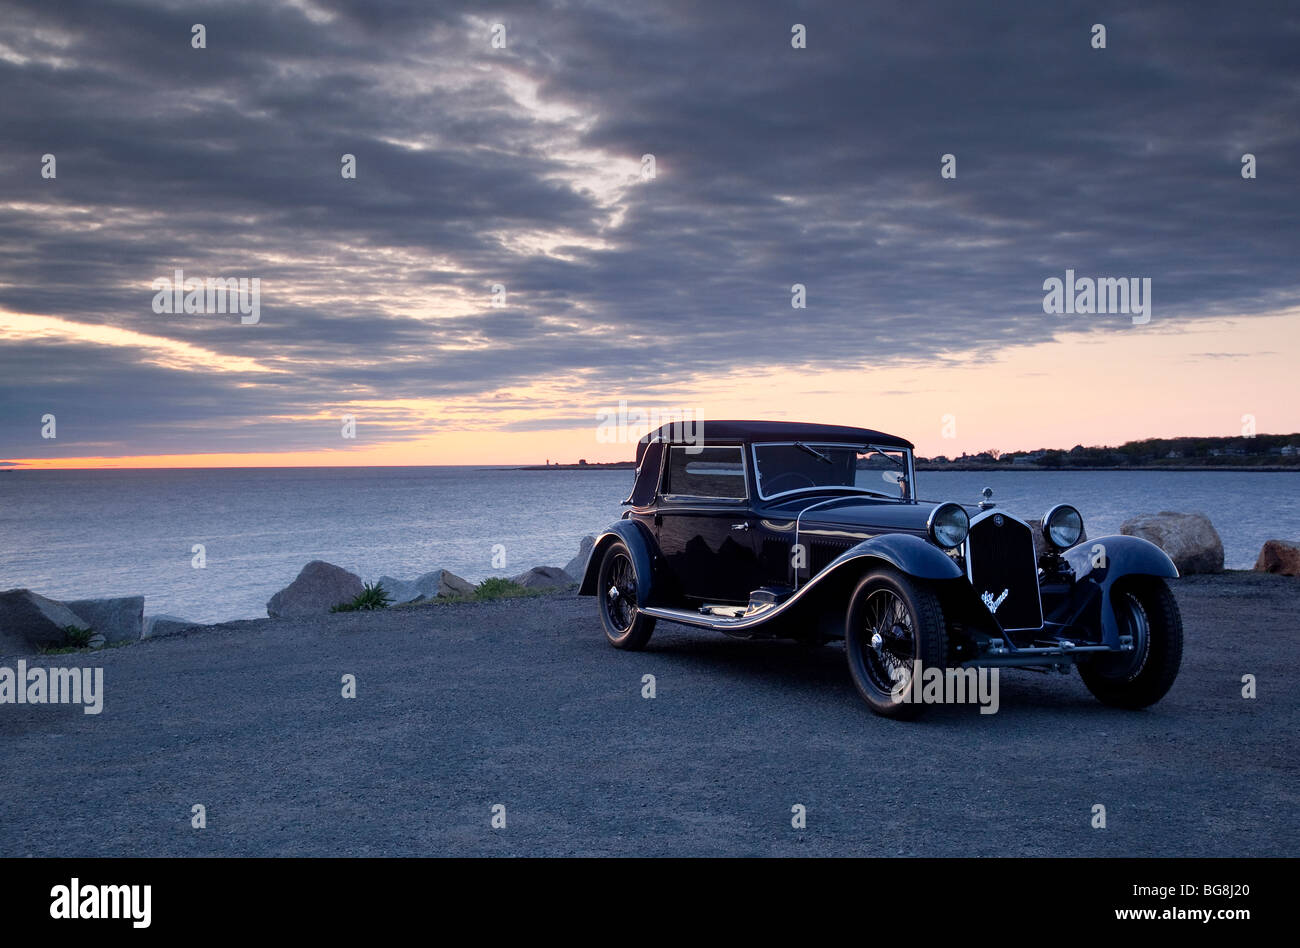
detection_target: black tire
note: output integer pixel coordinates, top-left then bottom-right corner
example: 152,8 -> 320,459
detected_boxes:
844,568 -> 948,719
596,541 -> 656,650
1079,578 -> 1182,709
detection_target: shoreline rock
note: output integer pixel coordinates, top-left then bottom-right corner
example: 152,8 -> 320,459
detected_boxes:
0,588 -> 89,654
376,569 -> 475,604
143,614 -> 203,639
65,596 -> 145,644
1254,539 -> 1300,577
563,535 -> 596,583
267,561 -> 364,618
1120,511 -> 1224,574
511,566 -> 574,589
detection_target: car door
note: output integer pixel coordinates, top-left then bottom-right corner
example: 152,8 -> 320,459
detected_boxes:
655,445 -> 757,603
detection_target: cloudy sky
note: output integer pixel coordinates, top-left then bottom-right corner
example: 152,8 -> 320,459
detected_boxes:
1,0 -> 1297,467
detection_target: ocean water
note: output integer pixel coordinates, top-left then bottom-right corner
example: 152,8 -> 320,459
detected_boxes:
0,466 -> 1294,624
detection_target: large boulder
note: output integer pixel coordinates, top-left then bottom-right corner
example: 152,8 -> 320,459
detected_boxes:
1255,539 -> 1300,577
142,615 -> 202,639
0,588 -> 89,654
563,535 -> 596,583
64,596 -> 145,644
1120,512 -> 1224,574
376,569 -> 475,604
511,565 -> 574,589
267,561 -> 365,618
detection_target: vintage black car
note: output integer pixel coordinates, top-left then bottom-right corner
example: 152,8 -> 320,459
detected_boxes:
579,421 -> 1183,718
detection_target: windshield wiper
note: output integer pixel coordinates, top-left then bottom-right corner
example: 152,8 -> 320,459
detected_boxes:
794,442 -> 833,465
864,447 -> 903,468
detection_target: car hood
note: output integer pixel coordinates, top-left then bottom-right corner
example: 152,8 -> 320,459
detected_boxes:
779,496 -> 959,536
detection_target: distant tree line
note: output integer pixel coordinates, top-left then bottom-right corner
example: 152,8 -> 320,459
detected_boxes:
917,433 -> 1300,468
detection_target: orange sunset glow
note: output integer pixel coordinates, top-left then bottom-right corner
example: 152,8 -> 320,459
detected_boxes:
7,310 -> 1298,469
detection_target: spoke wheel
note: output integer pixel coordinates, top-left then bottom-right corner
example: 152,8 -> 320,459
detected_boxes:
602,552 -> 638,633
844,568 -> 948,719
859,589 -> 918,693
596,540 -> 656,650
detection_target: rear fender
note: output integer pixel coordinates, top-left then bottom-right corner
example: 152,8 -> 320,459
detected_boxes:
578,519 -> 658,607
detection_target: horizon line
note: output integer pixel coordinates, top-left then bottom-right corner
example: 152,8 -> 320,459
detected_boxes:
5,429 -> 1300,471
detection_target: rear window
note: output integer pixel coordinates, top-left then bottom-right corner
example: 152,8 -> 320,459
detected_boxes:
663,446 -> 746,499
626,441 -> 665,507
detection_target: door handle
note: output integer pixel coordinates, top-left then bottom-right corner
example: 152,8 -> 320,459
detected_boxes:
731,522 -> 750,531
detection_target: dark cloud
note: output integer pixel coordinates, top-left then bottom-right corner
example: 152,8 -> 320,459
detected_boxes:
0,0 -> 1296,457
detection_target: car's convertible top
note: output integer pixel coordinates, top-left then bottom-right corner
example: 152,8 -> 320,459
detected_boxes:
635,420 -> 913,465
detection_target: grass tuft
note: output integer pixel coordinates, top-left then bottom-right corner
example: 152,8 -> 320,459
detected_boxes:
331,582 -> 394,613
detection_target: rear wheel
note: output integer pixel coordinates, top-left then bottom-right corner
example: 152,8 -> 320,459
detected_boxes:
1079,578 -> 1182,709
844,569 -> 948,718
597,541 -> 656,650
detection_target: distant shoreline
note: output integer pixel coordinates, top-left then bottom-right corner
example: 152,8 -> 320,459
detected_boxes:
512,462 -> 637,471
509,462 -> 1299,473
917,464 -> 1300,473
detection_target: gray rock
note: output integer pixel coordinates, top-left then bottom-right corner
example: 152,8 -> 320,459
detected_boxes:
1121,511 -> 1224,574
142,614 -> 202,639
0,588 -> 89,655
64,596 -> 145,643
377,569 -> 475,603
376,575 -> 420,604
511,565 -> 575,589
563,535 -> 597,583
426,569 -> 476,598
87,632 -> 107,650
267,560 -> 365,617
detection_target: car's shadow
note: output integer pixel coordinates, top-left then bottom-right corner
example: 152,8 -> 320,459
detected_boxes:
620,626 -> 1135,723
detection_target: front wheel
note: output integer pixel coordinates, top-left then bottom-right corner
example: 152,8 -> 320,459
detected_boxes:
596,541 -> 656,650
1079,578 -> 1183,709
844,569 -> 948,718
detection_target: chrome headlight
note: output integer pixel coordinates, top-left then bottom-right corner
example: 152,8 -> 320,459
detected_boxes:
1042,504 -> 1084,549
928,502 -> 970,549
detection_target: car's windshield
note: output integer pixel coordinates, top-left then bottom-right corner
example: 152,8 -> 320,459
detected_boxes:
752,442 -> 911,500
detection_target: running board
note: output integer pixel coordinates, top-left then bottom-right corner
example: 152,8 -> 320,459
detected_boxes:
641,602 -> 780,631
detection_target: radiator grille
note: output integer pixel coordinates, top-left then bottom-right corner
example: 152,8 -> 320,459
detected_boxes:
808,538 -> 854,576
966,514 -> 1043,630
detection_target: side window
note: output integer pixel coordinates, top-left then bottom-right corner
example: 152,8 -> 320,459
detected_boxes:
663,446 -> 746,500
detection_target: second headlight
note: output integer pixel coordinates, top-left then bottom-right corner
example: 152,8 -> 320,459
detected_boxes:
1042,504 -> 1084,548
928,502 -> 970,548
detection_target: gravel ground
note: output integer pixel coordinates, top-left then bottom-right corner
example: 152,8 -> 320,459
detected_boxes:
1,571 -> 1296,857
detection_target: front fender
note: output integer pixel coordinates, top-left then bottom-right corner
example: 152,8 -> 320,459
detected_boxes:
1060,534 -> 1178,644
824,533 -> 964,582
578,519 -> 657,606
1063,533 -> 1179,584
